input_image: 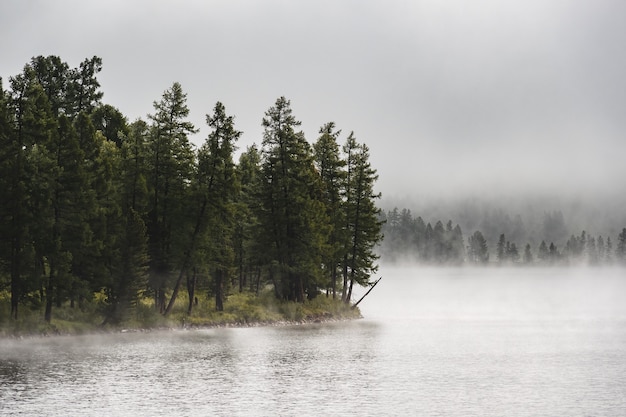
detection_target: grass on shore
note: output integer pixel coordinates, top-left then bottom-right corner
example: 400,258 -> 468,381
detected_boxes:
0,289 -> 362,337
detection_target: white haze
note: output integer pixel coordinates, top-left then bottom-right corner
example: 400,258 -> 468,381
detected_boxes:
1,0 -> 625,203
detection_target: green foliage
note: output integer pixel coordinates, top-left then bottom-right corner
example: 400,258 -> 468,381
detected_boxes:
146,82 -> 197,312
256,97 -> 331,302
342,133 -> 383,301
1,57 -> 382,329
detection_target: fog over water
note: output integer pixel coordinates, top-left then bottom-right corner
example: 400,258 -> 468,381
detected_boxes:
2,267 -> 626,416
2,0 -> 625,203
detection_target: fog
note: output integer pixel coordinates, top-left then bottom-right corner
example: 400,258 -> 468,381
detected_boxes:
2,0 -> 625,206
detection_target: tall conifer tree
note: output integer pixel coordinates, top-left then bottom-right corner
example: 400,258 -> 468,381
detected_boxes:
257,97 -> 328,302
146,82 -> 196,312
313,122 -> 346,299
341,133 -> 383,303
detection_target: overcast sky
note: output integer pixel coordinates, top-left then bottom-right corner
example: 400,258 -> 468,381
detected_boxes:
2,0 -> 625,202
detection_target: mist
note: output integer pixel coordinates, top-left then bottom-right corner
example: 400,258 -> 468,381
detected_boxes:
2,0 -> 625,209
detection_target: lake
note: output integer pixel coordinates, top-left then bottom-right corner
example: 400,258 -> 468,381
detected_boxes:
2,266 -> 626,416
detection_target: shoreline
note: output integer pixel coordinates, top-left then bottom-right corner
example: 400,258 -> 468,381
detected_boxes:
1,308 -> 363,340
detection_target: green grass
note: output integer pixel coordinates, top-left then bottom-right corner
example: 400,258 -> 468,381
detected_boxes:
0,288 -> 361,337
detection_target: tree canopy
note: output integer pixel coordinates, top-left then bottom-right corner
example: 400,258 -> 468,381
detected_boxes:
0,56 -> 384,324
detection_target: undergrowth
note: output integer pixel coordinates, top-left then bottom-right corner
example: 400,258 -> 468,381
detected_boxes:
0,288 -> 361,337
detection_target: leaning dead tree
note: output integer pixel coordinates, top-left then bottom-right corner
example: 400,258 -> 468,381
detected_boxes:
351,277 -> 382,309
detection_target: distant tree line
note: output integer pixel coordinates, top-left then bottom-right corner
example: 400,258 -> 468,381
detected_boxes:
379,208 -> 626,266
0,55 -> 383,323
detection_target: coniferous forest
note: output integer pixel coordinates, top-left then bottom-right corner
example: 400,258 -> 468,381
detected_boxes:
379,207 -> 626,266
0,56 -> 383,327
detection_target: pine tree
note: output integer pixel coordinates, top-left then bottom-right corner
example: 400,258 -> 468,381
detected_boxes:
423,222 -> 434,262
341,133 -> 383,303
104,119 -> 151,323
468,231 -> 489,264
234,145 -> 262,295
66,56 -> 103,118
606,237 -> 613,264
6,73 -> 60,322
617,228 -> 626,263
432,220 -> 446,263
597,236 -> 605,263
313,122 -> 346,298
496,234 -> 506,263
257,97 -> 328,302
450,224 -> 465,264
91,104 -> 128,147
146,82 -> 197,312
165,101 -> 240,314
538,240 -> 549,263
523,243 -> 533,264
0,78 -> 21,318
27,55 -> 70,116
507,242 -> 520,263
548,242 -> 560,263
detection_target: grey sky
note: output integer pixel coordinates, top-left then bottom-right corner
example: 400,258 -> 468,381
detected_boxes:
2,0 -> 625,200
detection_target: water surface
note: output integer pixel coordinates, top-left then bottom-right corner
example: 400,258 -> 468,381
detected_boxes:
2,267 -> 625,416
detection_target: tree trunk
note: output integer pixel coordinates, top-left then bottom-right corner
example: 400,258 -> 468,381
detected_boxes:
164,267 -> 185,315
157,288 -> 166,314
186,268 -> 196,315
341,255 -> 348,302
164,197 -> 207,316
44,263 -> 54,323
215,269 -> 224,311
10,246 -> 19,319
331,266 -> 337,300
347,278 -> 354,304
255,267 -> 261,296
10,122 -> 24,321
296,274 -> 304,303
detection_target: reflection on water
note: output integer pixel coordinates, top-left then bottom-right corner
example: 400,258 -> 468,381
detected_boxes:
2,267 -> 626,416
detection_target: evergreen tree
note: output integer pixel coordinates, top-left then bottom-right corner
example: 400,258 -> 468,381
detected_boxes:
538,240 -> 549,263
5,74 -> 60,321
423,222 -> 434,262
66,56 -> 103,118
313,122 -> 346,298
586,236 -> 598,265
91,104 -> 129,147
104,119 -> 150,323
0,78 -> 22,318
548,242 -> 560,263
449,224 -> 466,264
432,220 -> 445,263
121,119 -> 150,214
597,236 -> 605,263
523,243 -> 533,264
507,242 -> 520,263
341,133 -> 383,303
617,228 -> 626,263
257,97 -> 328,302
146,82 -> 197,312
467,231 -> 489,264
27,55 -> 70,116
166,101 -> 240,314
496,233 -> 506,264
234,145 -> 262,295
414,216 -> 427,261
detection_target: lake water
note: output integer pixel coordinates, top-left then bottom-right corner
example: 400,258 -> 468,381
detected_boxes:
2,266 -> 626,416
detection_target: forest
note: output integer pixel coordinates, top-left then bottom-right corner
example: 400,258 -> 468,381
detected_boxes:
0,55 -> 383,326
379,207 -> 626,266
